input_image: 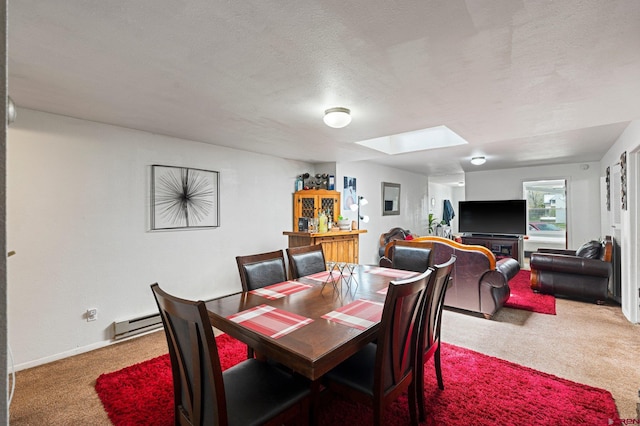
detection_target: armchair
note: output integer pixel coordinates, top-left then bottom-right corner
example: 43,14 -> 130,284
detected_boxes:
529,236 -> 613,304
378,227 -> 414,257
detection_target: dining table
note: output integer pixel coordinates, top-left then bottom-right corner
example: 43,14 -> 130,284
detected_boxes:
205,264 -> 419,382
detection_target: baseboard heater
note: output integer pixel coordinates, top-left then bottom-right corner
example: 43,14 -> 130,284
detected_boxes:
113,313 -> 163,340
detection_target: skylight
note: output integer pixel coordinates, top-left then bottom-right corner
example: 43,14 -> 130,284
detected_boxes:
355,125 -> 468,155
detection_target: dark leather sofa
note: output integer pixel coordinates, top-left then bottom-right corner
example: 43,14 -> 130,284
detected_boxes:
378,227 -> 413,257
529,236 -> 613,303
380,236 -> 520,318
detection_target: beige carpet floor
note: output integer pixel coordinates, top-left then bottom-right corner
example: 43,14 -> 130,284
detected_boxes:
8,298 -> 640,425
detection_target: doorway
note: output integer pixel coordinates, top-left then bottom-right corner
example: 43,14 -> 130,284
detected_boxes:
522,180 -> 568,258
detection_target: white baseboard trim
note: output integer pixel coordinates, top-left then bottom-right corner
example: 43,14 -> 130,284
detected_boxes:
12,329 -> 162,372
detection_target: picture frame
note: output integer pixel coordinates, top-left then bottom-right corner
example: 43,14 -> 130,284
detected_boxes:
620,152 -> 627,211
151,165 -> 219,230
382,182 -> 401,216
605,166 -> 610,211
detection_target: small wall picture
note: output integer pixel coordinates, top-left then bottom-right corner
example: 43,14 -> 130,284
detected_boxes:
606,166 -> 610,211
620,152 -> 627,211
151,165 -> 219,230
343,176 -> 357,211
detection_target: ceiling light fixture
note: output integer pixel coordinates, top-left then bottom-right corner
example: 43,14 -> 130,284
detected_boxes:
323,107 -> 351,128
470,156 -> 486,165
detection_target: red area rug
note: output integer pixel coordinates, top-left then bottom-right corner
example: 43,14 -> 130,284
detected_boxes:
504,269 -> 556,315
96,333 -> 617,425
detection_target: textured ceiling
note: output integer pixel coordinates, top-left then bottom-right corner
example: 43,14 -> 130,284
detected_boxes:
8,1 -> 640,183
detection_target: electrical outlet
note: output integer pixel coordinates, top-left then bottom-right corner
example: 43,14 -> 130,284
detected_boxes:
87,308 -> 98,322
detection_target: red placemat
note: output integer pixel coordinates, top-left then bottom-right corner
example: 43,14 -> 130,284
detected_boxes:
322,299 -> 384,330
228,304 -> 313,338
249,281 -> 312,300
365,267 -> 418,279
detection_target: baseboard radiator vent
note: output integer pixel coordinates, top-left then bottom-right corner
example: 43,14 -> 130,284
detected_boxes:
114,313 -> 163,340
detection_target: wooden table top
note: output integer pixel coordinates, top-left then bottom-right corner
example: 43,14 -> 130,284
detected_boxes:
205,265 -> 405,381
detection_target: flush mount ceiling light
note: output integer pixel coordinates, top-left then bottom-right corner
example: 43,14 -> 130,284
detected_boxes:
470,156 -> 486,165
323,107 -> 351,128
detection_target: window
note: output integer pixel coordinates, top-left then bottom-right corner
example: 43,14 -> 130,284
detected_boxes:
523,180 -> 567,254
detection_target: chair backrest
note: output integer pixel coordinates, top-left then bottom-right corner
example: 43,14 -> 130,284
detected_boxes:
392,245 -> 432,273
286,244 -> 326,279
151,284 -> 226,426
420,256 -> 456,358
375,269 -> 432,394
236,250 -> 287,291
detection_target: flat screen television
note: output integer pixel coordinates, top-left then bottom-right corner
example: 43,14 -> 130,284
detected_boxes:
458,199 -> 526,236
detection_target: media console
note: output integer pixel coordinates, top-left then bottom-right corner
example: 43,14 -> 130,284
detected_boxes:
461,234 -> 523,266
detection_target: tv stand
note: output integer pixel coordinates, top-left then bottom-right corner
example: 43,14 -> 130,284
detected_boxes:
461,234 -> 523,265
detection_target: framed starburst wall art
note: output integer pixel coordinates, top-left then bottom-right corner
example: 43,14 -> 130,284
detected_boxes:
151,165 -> 219,230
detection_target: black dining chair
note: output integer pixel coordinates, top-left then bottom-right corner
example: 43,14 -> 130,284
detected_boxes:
379,240 -> 433,273
236,249 -> 288,292
286,244 -> 326,279
322,269 -> 432,426
415,255 -> 456,422
235,250 -> 289,358
150,283 -> 310,426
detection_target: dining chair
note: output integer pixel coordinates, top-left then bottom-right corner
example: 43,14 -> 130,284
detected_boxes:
415,255 -> 456,422
150,283 -> 310,426
235,250 -> 288,358
236,249 -> 288,292
286,244 -> 326,279
322,269 -> 433,426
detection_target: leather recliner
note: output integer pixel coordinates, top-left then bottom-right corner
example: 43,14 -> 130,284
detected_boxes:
529,236 -> 613,304
378,227 -> 413,258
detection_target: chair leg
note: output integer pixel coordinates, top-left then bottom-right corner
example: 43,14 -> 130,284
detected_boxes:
435,345 -> 444,390
408,377 -> 419,426
373,399 -> 384,426
417,359 -> 426,422
247,346 -> 254,359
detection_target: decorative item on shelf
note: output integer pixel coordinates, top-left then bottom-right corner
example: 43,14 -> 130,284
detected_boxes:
318,211 -> 328,233
349,196 -> 369,230
337,216 -> 351,231
297,172 -> 310,190
297,217 -> 309,232
314,173 -> 329,189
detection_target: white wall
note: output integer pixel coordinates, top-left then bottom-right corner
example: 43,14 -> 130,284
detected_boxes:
465,162 -> 602,250
335,162 -> 429,265
7,109 -> 312,369
7,109 -> 431,368
600,120 -> 640,323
